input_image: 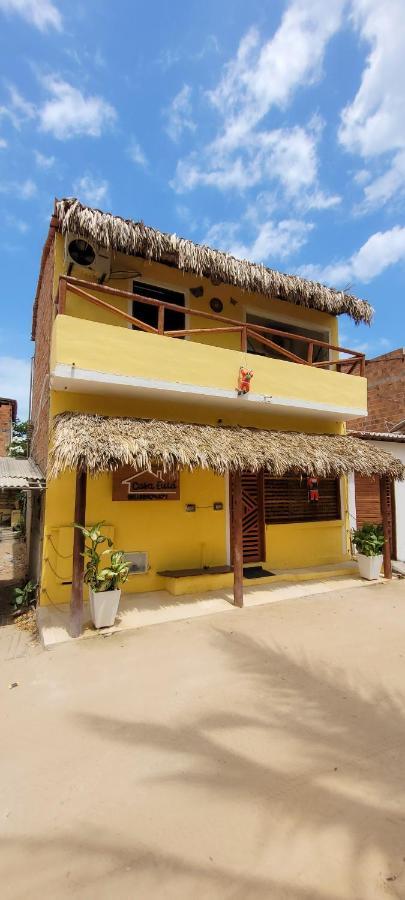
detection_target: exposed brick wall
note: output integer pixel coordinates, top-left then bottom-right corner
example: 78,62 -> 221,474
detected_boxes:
0,403 -> 13,456
31,242 -> 55,473
351,348 -> 405,433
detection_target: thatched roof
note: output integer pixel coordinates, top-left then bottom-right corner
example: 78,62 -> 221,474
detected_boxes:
54,198 -> 373,325
49,413 -> 405,481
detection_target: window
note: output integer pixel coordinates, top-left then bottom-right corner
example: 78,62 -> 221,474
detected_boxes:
264,475 -> 341,524
246,314 -> 329,363
133,281 -> 185,333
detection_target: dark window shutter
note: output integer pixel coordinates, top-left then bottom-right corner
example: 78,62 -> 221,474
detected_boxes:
264,475 -> 341,524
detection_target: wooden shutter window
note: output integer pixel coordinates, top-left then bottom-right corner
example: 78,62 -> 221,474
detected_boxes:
264,475 -> 340,524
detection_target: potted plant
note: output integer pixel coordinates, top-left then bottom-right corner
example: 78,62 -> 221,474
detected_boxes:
352,523 -> 385,580
74,521 -> 129,628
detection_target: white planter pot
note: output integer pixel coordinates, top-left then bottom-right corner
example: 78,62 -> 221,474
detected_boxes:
89,588 -> 121,628
357,554 -> 383,580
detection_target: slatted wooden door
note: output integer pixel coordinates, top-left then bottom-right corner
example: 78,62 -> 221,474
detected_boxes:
231,472 -> 265,563
354,474 -> 396,558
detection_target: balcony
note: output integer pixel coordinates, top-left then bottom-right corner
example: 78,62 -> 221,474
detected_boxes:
49,276 -> 368,421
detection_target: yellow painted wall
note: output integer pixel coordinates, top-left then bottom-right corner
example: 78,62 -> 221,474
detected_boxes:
51,314 -> 367,414
39,389 -> 349,606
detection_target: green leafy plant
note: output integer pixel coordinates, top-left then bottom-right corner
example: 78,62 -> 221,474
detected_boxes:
11,580 -> 37,612
74,521 -> 130,592
7,419 -> 29,458
352,523 -> 385,557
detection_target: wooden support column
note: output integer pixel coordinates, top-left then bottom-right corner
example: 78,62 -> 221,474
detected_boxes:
379,475 -> 392,579
70,463 -> 87,637
232,471 -> 244,607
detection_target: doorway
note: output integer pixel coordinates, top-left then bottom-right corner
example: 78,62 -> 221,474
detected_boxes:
132,281 -> 185,333
230,472 -> 265,564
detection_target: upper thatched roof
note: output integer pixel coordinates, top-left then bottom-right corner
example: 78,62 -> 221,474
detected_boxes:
53,198 -> 373,325
48,413 -> 405,481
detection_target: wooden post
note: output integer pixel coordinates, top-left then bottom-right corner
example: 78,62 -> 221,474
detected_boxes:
70,464 -> 87,637
232,471 -> 244,607
379,475 -> 392,579
158,304 -> 165,335
58,278 -> 67,315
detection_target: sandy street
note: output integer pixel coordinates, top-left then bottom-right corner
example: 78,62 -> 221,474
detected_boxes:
1,580 -> 405,899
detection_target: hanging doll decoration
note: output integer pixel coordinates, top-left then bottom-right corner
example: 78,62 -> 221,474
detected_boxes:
307,476 -> 319,502
237,367 -> 254,395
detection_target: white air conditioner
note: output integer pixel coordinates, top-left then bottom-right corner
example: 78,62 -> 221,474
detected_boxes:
123,551 -> 149,575
64,232 -> 111,282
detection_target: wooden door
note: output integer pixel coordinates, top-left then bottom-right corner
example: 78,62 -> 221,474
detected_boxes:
354,474 -> 396,559
231,472 -> 265,564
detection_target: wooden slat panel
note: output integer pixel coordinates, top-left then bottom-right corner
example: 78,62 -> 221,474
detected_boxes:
355,474 -> 395,556
230,472 -> 265,564
354,474 -> 382,525
264,475 -> 340,524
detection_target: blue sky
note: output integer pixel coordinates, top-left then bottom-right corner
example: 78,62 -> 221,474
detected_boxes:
0,0 -> 404,418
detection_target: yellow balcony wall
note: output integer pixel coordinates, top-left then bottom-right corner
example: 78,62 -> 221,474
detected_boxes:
50,314 -> 367,421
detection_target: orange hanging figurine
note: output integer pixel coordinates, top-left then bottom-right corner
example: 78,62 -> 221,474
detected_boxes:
307,476 -> 319,502
237,367 -> 254,395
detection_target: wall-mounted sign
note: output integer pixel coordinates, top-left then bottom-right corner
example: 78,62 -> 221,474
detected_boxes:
112,464 -> 179,501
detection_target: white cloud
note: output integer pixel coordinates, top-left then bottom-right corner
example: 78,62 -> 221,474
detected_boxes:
300,225 -> 405,286
174,122 -> 340,209
0,177 -> 37,199
0,356 -> 31,420
173,3 -> 343,208
208,1 -> 344,151
204,218 -> 313,263
6,214 -> 29,233
127,138 -> 147,167
34,149 -> 55,168
165,85 -> 196,143
73,174 -> 109,206
0,84 -> 36,129
0,0 -> 61,31
340,0 -> 405,208
39,76 -> 116,139
0,138 -> 6,148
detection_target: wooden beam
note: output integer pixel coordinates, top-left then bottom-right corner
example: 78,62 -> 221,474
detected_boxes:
379,476 -> 392,579
70,464 -> 87,637
232,471 -> 244,607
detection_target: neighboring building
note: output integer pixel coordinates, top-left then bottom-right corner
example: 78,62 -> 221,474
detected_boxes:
0,397 -> 17,457
30,198 -> 402,632
349,349 -> 405,564
350,348 -> 405,434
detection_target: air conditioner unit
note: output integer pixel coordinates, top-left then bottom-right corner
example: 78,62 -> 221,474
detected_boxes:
123,551 -> 149,575
64,232 -> 111,282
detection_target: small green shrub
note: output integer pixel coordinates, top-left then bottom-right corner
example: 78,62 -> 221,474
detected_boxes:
12,580 -> 37,612
352,523 -> 385,557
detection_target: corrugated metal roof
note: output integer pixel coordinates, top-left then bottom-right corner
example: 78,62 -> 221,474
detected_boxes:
0,457 -> 45,489
349,431 -> 405,443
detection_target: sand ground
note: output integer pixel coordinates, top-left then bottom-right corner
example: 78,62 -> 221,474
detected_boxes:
1,579 -> 405,899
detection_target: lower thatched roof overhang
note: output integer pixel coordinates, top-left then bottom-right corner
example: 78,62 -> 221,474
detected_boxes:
48,413 -> 405,482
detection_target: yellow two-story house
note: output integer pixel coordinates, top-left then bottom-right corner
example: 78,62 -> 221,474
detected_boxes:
30,197 -> 402,635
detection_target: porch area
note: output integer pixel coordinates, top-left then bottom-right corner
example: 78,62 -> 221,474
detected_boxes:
38,561 -> 362,648
46,412 -> 405,638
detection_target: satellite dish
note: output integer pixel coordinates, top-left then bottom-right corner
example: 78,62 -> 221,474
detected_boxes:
67,238 -> 96,267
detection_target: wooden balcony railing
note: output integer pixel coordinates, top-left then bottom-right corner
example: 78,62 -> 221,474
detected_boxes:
56,275 -> 366,376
